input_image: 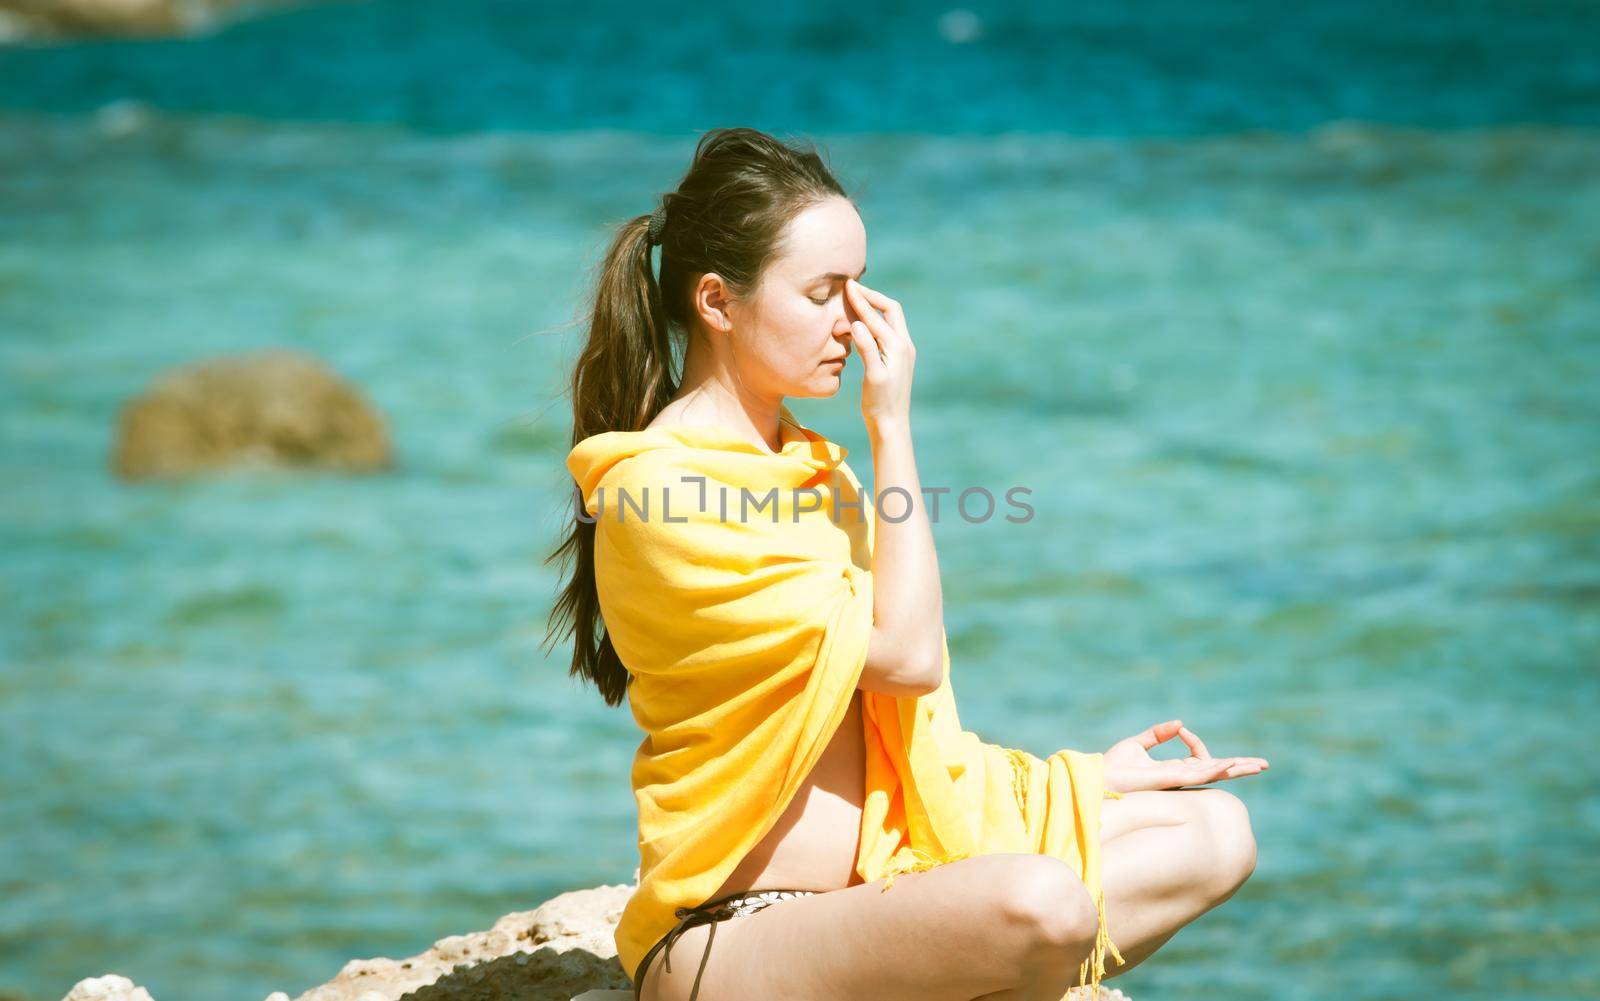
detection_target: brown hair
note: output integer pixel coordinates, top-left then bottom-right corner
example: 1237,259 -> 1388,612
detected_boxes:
543,127 -> 853,706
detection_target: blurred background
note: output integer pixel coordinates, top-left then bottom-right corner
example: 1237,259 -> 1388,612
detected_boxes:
2,2 -> 1597,1000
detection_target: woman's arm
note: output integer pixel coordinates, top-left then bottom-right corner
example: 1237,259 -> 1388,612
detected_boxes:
842,276 -> 944,698
858,418 -> 945,697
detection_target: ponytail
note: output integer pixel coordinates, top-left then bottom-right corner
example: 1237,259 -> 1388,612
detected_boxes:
544,128 -> 850,706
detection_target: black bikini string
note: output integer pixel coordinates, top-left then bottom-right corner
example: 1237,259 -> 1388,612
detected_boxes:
655,903 -> 735,1001
639,890 -> 816,1001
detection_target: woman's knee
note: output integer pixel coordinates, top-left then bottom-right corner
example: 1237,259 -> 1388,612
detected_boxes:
990,855 -> 1101,963
1189,789 -> 1258,900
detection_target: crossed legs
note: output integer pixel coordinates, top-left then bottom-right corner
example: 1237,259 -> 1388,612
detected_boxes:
636,788 -> 1258,1001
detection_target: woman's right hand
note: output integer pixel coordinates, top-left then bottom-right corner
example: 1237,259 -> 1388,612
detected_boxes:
843,278 -> 916,432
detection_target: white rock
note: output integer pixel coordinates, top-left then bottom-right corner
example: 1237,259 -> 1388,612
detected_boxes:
60,974 -> 155,1001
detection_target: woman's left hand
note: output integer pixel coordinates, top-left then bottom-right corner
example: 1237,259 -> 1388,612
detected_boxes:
1102,719 -> 1269,794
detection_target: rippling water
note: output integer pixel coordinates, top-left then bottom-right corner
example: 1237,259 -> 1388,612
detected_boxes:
3,4 -> 1598,1001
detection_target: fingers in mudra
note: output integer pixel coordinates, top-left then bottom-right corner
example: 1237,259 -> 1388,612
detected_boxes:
1108,718 -> 1270,792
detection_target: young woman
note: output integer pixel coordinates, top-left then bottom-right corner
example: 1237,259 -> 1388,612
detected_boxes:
548,127 -> 1268,1001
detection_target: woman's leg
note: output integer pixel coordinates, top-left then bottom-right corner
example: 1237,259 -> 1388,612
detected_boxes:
968,789 -> 1258,1001
638,853 -> 1105,1001
1095,787 -> 1259,978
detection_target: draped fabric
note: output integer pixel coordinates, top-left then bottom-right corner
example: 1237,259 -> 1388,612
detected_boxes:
566,405 -> 1123,999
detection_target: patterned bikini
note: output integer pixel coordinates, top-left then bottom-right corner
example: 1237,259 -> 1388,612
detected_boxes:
632,888 -> 820,1001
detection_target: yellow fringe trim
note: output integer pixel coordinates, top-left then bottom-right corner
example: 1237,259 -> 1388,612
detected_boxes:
876,845 -> 974,892
1066,886 -> 1126,1001
1003,745 -> 1032,815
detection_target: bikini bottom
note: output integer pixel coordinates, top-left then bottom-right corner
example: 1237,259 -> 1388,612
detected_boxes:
632,888 -> 821,1001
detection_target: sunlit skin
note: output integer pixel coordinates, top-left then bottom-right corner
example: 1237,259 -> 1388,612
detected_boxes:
640,196 -> 1271,1001
650,196 -> 866,451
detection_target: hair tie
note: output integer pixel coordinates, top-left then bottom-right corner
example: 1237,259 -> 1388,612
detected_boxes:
647,203 -> 667,246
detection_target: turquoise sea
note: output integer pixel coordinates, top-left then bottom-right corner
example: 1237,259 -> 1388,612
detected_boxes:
3,3 -> 1598,1001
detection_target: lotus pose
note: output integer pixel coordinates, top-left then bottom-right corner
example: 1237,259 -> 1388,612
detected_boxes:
548,127 -> 1267,1001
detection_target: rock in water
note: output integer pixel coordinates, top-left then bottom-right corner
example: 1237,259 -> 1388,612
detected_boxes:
0,0 -> 305,42
111,349 -> 394,480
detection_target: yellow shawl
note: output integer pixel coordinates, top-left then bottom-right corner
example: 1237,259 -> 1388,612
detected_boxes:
566,405 -> 1123,999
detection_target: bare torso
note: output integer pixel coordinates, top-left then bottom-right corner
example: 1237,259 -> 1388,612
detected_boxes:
707,688 -> 868,899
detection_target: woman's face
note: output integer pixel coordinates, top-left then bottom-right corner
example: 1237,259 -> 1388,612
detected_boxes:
723,196 -> 867,400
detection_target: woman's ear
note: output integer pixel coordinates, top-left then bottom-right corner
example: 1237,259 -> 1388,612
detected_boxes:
694,272 -> 735,332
